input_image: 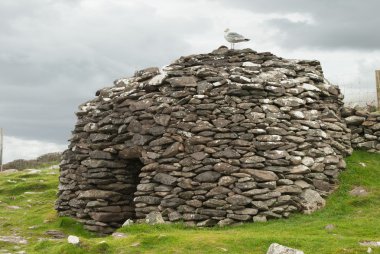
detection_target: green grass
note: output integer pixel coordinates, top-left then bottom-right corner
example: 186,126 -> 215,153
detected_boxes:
0,150 -> 379,253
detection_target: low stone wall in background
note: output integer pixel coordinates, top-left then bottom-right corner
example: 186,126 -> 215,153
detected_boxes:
343,107 -> 380,152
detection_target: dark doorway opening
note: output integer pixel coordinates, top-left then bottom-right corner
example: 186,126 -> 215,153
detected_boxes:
122,158 -> 143,220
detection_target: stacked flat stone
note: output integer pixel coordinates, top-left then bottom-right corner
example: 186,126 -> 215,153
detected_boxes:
343,107 -> 380,152
56,46 -> 352,234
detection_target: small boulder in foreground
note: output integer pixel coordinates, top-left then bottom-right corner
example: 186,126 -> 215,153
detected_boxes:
67,235 -> 80,245
266,243 -> 304,254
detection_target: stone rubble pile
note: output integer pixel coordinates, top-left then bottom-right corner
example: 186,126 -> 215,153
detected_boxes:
56,46 -> 352,234
343,107 -> 380,152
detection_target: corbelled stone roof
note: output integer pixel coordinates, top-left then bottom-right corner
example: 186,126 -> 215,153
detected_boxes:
56,46 -> 352,234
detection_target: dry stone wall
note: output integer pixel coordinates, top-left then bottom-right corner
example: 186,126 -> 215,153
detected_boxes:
343,107 -> 380,152
56,46 -> 352,234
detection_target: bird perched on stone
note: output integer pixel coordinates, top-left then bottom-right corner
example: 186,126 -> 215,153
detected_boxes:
224,28 -> 250,49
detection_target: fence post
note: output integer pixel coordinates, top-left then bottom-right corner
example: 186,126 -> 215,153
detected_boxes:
376,70 -> 380,110
0,128 -> 3,172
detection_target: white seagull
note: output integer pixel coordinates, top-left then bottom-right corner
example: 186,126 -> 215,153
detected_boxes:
224,28 -> 250,49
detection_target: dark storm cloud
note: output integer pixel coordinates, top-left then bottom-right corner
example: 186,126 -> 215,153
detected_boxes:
0,0 -> 212,143
221,0 -> 380,50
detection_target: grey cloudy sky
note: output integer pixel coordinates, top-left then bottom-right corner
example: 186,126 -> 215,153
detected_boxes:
1,0 -> 379,162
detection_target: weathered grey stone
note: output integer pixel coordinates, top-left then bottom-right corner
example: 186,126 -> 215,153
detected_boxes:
45,230 -> 66,239
230,139 -> 251,146
324,155 -> 339,164
134,196 -> 161,205
67,235 -> 80,245
168,211 -> 182,221
0,236 -> 28,245
349,186 -> 368,197
197,219 -> 218,227
149,137 -> 174,146
253,215 -> 267,222
130,99 -> 153,111
299,189 -> 326,214
161,198 -> 186,208
358,141 -> 376,149
243,169 -> 279,182
146,211 -> 165,224
194,171 -> 221,182
192,121 -> 213,132
182,213 -> 209,221
132,134 -> 154,146
275,185 -> 302,194
213,162 -> 239,174
191,151 -> 208,161
266,243 -> 304,254
197,81 -> 213,95
86,200 -> 108,207
197,208 -> 227,217
344,116 -> 365,125
153,173 -> 177,186
119,147 -> 142,159
226,195 -> 252,206
141,162 -> 159,172
78,190 -> 121,201
256,135 -> 282,142
153,114 -> 171,126
372,122 -> 380,130
255,141 -> 284,150
81,159 -> 125,169
89,133 -> 112,142
189,136 -> 213,144
263,150 -> 289,160
227,214 -> 251,221
307,129 -> 328,138
212,148 -> 241,159
162,142 -> 182,157
186,199 -> 203,208
89,150 -> 114,160
89,212 -> 126,222
236,181 -> 257,190
313,180 -> 331,192
218,176 -> 237,186
274,97 -> 305,107
203,198 -> 227,207
212,118 -> 231,128
301,157 -> 314,167
235,208 -> 258,215
294,180 -> 310,189
217,218 -> 235,226
254,191 -> 281,200
289,165 -> 310,174
240,155 -> 266,164
127,120 -> 141,133
207,186 -> 231,197
167,76 -> 197,87
122,219 -> 134,227
136,183 -> 157,192
148,126 -> 166,136
243,188 -> 270,196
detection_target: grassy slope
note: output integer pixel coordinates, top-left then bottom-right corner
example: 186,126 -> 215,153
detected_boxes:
0,150 -> 379,254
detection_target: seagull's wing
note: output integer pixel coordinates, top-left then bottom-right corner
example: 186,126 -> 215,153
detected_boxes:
227,32 -> 246,40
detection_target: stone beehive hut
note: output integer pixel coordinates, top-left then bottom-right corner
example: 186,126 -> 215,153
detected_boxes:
56,46 -> 352,234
